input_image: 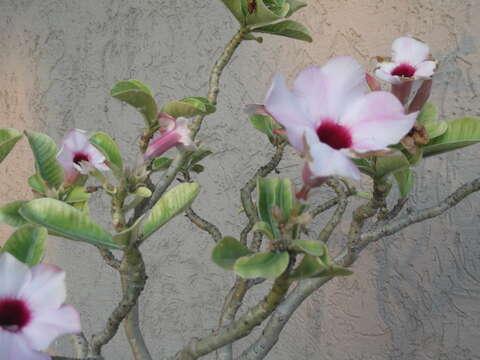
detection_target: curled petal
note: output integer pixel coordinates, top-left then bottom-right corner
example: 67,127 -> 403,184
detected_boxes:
293,56 -> 365,122
414,60 -> 437,79
0,253 -> 31,298
340,92 -> 417,152
144,130 -> 182,160
305,131 -> 361,180
392,36 -> 430,65
265,73 -> 312,152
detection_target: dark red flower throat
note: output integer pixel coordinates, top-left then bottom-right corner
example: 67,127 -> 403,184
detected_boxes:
391,63 -> 416,78
0,298 -> 31,332
316,121 -> 352,150
73,153 -> 90,165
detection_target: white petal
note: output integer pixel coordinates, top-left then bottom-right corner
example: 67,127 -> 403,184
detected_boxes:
22,305 -> 81,351
85,144 -> 108,171
392,37 -> 430,66
374,62 -> 403,84
305,131 -> 361,180
0,253 -> 31,298
340,92 -> 417,152
19,264 -> 66,311
0,331 -> 49,360
293,56 -> 366,122
265,73 -> 313,152
61,129 -> 89,153
414,60 -> 436,78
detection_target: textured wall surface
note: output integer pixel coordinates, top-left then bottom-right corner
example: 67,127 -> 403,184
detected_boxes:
1,1 -> 480,359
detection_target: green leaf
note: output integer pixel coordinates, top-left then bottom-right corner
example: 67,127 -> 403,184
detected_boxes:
220,0 -> 290,25
142,182 -> 200,239
423,117 -> 480,157
19,198 -> 118,249
324,265 -> 353,277
250,114 -> 282,142
64,186 -> 91,203
0,128 -> 22,163
25,131 -> 64,189
72,201 -> 90,215
252,20 -> 312,42
212,236 -> 253,271
113,215 -> 145,246
3,225 -> 47,266
161,97 -> 215,119
352,158 -> 375,177
28,173 -> 47,194
405,148 -> 423,166
252,221 -> 275,241
189,146 -> 213,166
375,152 -> 410,178
286,0 -> 307,16
0,201 -> 29,227
394,168 -> 415,198
257,177 -> 280,239
90,132 -> 123,170
291,239 -> 325,256
111,80 -> 158,127
276,178 -> 293,222
191,164 -> 205,173
151,157 -> 173,171
290,254 -> 327,280
417,103 -> 438,125
425,121 -> 448,140
234,251 -> 290,279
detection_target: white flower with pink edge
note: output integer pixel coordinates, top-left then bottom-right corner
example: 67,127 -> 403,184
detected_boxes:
375,36 -> 437,84
264,56 -> 417,180
0,252 -> 81,360
56,129 -> 109,183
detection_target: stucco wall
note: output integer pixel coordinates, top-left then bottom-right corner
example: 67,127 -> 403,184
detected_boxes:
1,1 -> 480,359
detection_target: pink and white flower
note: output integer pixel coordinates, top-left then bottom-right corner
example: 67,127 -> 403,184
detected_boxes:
0,252 -> 81,360
375,36 -> 436,84
57,129 -> 109,183
144,117 -> 195,160
265,56 -> 417,180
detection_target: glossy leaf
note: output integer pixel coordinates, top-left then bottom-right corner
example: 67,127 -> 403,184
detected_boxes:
286,0 -> 306,16
250,114 -> 282,142
425,121 -> 448,140
375,152 -> 410,178
0,200 -> 29,227
151,157 -> 173,171
291,239 -> 325,256
64,186 -> 91,203
276,178 -> 293,222
257,177 -> 280,239
3,225 -> 47,266
416,103 -> 438,125
190,146 -> 213,166
90,132 -> 123,170
111,80 -> 158,127
162,97 -> 215,119
234,251 -> 289,279
212,236 -> 254,271
0,128 -> 22,163
28,173 -> 47,194
289,254 -> 327,280
423,117 -> 480,157
252,221 -> 275,241
142,182 -> 200,239
352,158 -> 375,177
252,20 -> 312,42
220,0 -> 290,25
25,131 -> 64,189
394,168 -> 415,198
19,198 -> 118,249
114,215 -> 145,246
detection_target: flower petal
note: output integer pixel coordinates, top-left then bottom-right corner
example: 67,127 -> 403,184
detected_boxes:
61,129 -> 90,153
305,130 -> 361,180
84,144 -> 108,171
293,56 -> 366,123
414,60 -> 436,79
265,73 -> 312,152
22,305 -> 81,351
0,331 -> 49,360
19,264 -> 66,311
144,130 -> 182,160
374,62 -> 402,84
392,37 -> 430,66
340,92 -> 417,152
0,253 -> 31,298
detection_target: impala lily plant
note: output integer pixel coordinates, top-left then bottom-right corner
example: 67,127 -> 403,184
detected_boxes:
1,2 -> 480,360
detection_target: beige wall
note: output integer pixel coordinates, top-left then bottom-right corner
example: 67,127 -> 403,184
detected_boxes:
1,1 -> 480,359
